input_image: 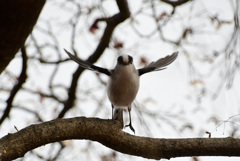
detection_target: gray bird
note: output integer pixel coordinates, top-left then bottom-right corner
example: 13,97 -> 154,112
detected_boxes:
64,49 -> 178,133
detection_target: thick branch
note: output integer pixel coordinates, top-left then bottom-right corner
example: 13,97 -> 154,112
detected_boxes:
0,0 -> 46,74
0,117 -> 240,161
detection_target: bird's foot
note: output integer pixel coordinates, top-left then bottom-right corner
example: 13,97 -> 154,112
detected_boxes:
125,123 -> 135,134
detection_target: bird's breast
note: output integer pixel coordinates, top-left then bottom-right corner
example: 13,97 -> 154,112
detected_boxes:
107,66 -> 139,107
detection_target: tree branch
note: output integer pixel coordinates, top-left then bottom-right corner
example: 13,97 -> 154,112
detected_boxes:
0,47 -> 28,125
0,0 -> 46,74
0,117 -> 240,161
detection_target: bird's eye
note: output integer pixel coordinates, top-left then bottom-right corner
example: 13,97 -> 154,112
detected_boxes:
128,55 -> 133,64
117,56 -> 123,64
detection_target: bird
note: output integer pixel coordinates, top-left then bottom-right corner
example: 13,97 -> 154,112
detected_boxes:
64,49 -> 178,133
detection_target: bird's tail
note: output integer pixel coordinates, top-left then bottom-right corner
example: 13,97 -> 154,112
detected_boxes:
113,108 -> 124,128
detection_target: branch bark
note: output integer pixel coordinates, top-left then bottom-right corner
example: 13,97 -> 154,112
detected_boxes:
0,0 -> 46,74
0,117 -> 240,161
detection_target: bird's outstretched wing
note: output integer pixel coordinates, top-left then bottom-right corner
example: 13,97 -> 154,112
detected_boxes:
138,51 -> 178,76
64,49 -> 111,76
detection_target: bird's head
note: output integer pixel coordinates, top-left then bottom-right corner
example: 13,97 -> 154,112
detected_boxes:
117,54 -> 133,65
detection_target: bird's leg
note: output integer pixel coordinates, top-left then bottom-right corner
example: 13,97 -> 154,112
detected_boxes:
111,104 -> 114,119
125,105 -> 135,134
